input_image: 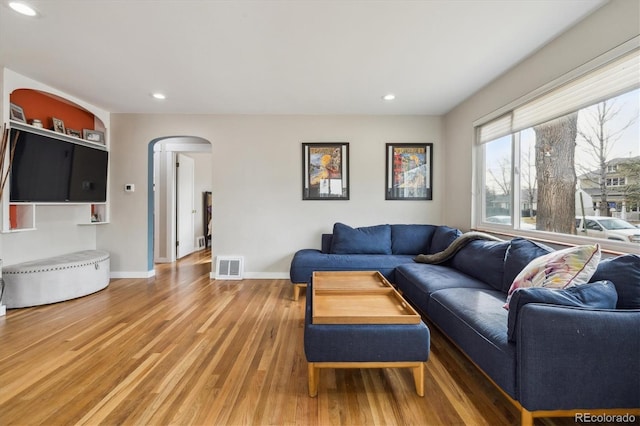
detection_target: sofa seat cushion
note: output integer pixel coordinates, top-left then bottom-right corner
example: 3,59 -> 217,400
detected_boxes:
428,288 -> 516,399
289,249 -> 414,283
394,263 -> 494,315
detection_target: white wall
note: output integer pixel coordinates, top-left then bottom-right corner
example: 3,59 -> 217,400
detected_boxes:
442,0 -> 640,231
191,152 -> 212,242
2,205 -> 99,264
100,114 -> 442,277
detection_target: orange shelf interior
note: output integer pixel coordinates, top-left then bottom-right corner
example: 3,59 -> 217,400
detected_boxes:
10,89 -> 98,133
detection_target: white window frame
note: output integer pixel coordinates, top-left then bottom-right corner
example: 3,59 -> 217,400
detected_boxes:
473,36 -> 640,252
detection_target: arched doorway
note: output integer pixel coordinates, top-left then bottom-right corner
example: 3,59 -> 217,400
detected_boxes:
147,136 -> 212,273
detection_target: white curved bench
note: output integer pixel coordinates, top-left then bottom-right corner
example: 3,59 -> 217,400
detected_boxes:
2,250 -> 110,308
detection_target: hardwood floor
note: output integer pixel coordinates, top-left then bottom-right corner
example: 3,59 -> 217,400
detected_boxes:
0,251 -> 592,425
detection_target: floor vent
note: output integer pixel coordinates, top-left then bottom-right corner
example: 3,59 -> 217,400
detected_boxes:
215,256 -> 244,280
196,236 -> 206,249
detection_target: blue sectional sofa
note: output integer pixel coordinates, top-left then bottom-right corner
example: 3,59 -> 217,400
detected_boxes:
290,223 -> 640,425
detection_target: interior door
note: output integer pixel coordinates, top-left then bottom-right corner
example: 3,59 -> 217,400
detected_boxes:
176,153 -> 196,259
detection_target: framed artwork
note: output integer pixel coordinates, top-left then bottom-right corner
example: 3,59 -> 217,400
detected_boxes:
385,143 -> 433,200
302,142 -> 349,200
9,103 -> 26,122
83,129 -> 105,144
52,117 -> 65,133
66,128 -> 82,138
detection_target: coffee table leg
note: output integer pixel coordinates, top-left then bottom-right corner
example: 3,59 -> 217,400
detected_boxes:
308,363 -> 319,397
412,363 -> 425,397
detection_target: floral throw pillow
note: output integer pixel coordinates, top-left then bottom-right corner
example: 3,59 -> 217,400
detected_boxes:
504,244 -> 601,309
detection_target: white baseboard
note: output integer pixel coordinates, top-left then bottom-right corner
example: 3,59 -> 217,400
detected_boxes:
110,271 -> 288,280
211,272 -> 289,280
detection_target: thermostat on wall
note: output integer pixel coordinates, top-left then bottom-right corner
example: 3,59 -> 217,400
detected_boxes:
125,184 -> 135,192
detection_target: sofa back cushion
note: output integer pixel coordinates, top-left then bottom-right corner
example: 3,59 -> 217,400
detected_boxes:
428,226 -> 462,254
450,240 -> 510,290
390,224 -> 437,255
330,223 -> 392,254
502,238 -> 554,293
321,234 -> 333,253
590,254 -> 640,309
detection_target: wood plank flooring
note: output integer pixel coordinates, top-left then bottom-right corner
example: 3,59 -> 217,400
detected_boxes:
0,250 -> 591,425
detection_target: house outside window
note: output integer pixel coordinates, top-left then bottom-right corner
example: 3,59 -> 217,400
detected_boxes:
476,44 -> 640,249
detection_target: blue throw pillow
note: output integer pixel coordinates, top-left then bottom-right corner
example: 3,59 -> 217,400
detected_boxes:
507,280 -> 618,342
428,226 -> 462,254
502,238 -> 554,293
590,254 -> 640,309
330,223 -> 392,254
390,224 -> 437,255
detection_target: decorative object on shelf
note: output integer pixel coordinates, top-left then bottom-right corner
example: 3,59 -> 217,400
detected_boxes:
66,128 -> 81,138
9,103 -> 26,122
385,143 -> 433,200
83,129 -> 105,144
52,117 -> 65,133
30,119 -> 43,128
302,142 -> 349,200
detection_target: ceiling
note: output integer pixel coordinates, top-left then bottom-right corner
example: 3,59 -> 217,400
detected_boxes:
0,0 -> 606,115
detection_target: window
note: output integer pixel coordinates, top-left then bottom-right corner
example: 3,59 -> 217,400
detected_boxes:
606,177 -> 626,186
476,44 -> 640,249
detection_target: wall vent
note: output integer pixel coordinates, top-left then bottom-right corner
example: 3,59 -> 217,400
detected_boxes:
215,256 -> 244,280
196,236 -> 206,249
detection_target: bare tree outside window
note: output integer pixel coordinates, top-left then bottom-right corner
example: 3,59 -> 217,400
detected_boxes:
576,99 -> 638,216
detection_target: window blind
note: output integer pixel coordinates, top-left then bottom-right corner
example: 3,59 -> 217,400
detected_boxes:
478,113 -> 512,144
512,49 -> 640,132
477,47 -> 639,143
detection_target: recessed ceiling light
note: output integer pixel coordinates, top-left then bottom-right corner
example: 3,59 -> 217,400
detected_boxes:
382,94 -> 396,101
152,93 -> 166,100
9,2 -> 37,16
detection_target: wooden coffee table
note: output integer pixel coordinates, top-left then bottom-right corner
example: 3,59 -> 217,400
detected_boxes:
311,271 -> 421,324
305,271 -> 429,396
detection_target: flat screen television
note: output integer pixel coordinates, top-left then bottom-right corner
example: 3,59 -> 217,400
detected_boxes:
9,128 -> 108,203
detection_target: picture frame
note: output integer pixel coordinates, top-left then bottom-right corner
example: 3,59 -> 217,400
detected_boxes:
52,117 -> 65,133
83,129 -> 105,144
9,103 -> 26,122
66,128 -> 82,138
385,143 -> 433,200
302,142 -> 349,200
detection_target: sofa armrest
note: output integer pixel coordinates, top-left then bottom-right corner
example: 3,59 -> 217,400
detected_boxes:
289,249 -> 322,283
516,303 -> 640,411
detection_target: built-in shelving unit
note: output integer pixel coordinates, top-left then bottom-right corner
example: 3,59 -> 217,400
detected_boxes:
6,203 -> 35,232
9,120 -> 107,151
2,70 -> 111,233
